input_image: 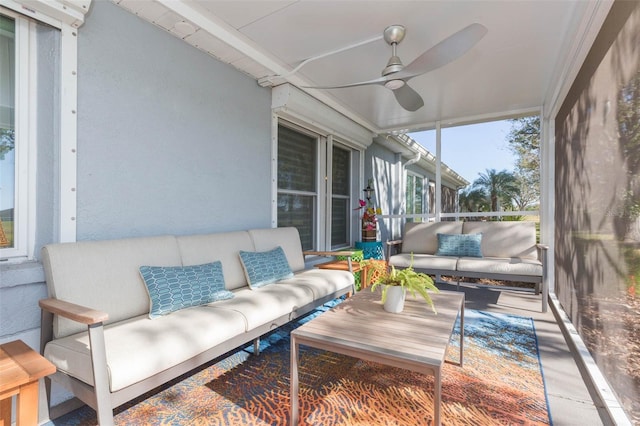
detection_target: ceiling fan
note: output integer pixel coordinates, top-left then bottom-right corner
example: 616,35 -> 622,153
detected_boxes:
305,23 -> 488,112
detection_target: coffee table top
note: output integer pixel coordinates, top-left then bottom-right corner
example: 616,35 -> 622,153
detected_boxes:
292,289 -> 464,368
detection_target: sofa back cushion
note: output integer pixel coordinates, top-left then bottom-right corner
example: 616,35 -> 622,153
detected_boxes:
462,221 -> 538,259
401,222 -> 464,255
176,231 -> 255,291
248,227 -> 305,272
41,235 -> 182,339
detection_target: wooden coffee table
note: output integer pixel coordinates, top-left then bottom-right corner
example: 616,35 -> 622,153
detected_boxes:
290,289 -> 464,426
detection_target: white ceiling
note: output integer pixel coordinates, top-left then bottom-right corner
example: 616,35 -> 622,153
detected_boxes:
114,0 -> 598,134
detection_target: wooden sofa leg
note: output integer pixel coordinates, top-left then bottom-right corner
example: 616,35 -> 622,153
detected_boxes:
254,338 -> 260,356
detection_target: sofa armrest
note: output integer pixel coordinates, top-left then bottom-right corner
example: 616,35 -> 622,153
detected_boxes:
39,298 -> 112,421
536,244 -> 549,313
303,250 -> 359,276
39,298 -> 109,325
386,239 -> 403,260
303,250 -> 358,258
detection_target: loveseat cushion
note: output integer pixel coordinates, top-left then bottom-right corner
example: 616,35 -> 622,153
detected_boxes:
43,306 -> 247,392
456,256 -> 542,277
389,253 -> 458,273
462,221 -> 538,259
401,222 -> 464,255
239,246 -> 294,289
139,261 -> 234,318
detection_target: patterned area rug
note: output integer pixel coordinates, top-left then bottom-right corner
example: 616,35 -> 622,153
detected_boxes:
51,300 -> 551,425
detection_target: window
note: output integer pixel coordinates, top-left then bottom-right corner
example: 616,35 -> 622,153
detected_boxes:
406,173 -> 425,220
0,14 -> 15,251
331,145 -> 351,247
277,124 -> 318,251
0,10 -> 31,259
277,122 -> 356,251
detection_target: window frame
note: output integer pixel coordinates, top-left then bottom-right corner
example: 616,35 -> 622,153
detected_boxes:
0,9 -> 36,260
405,171 -> 426,218
329,140 -> 353,250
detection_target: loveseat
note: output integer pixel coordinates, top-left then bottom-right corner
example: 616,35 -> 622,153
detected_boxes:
387,221 -> 548,312
38,227 -> 354,425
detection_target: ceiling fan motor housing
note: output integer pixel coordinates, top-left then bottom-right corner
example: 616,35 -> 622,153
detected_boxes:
383,25 -> 406,45
383,55 -> 404,76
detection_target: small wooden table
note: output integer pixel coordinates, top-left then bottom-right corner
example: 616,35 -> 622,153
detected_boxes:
290,289 -> 464,426
314,259 -> 371,289
0,340 -> 56,426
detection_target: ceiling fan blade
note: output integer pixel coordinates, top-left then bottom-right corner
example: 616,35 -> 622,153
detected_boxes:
393,83 -> 424,111
303,75 -> 387,89
394,23 -> 488,80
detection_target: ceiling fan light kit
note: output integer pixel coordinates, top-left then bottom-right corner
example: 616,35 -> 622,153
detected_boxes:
384,79 -> 405,90
304,23 -> 488,112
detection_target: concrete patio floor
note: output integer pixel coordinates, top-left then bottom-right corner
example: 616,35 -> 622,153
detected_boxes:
436,281 -> 610,426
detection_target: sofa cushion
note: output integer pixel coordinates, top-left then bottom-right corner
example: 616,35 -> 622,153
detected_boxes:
401,222 -> 464,255
248,227 -> 306,272
279,269 -> 354,299
239,246 -> 294,289
43,306 -> 247,392
389,253 -> 458,272
139,262 -> 234,319
457,256 -> 542,277
462,221 -> 538,259
41,235 -> 183,339
207,284 -> 315,331
435,233 -> 483,257
177,231 -> 255,291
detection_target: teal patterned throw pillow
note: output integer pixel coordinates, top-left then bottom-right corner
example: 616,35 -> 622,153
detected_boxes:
139,261 -> 234,319
435,233 -> 483,257
239,246 -> 294,289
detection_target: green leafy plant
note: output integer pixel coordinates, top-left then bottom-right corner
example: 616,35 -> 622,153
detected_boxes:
369,255 -> 439,313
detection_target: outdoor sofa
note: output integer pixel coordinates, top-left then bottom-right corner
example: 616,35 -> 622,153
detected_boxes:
387,221 -> 548,312
38,227 -> 354,425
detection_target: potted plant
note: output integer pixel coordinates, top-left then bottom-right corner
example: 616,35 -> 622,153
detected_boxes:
369,255 -> 439,313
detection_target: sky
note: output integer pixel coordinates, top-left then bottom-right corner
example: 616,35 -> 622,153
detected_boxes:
409,120 -> 516,185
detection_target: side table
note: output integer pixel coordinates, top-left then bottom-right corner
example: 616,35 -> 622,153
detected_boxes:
355,241 -> 384,260
314,260 -> 371,291
0,340 -> 56,426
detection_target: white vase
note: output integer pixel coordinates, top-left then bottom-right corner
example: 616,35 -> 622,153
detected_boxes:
384,285 -> 406,313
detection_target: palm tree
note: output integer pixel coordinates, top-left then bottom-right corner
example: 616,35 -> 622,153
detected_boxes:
472,169 -> 519,215
459,188 -> 489,213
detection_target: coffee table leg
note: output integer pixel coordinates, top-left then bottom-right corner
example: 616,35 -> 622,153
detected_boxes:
433,367 -> 442,426
460,302 -> 464,367
290,336 -> 299,425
